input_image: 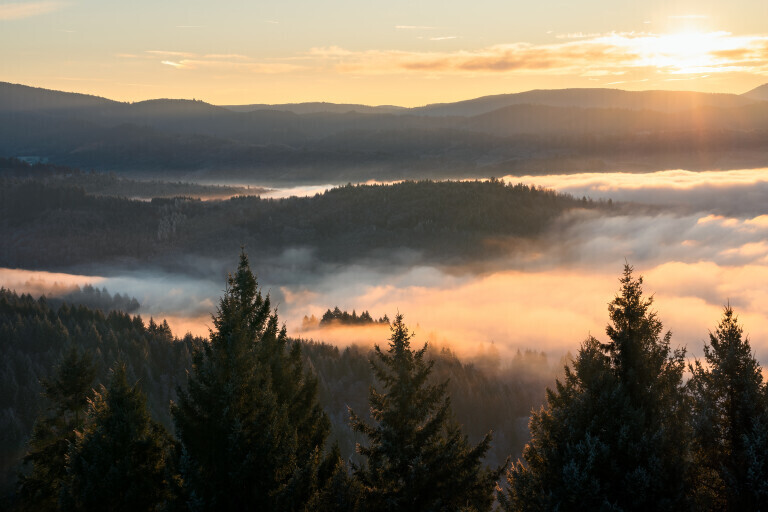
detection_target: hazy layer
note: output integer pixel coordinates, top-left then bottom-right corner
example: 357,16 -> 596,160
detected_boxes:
0,267 -> 218,338
5,215 -> 768,363
5,169 -> 768,363
505,168 -> 768,216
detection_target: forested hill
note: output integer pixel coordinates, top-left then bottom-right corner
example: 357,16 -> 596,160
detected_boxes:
0,177 -> 608,272
0,288 -> 558,498
0,289 -> 203,492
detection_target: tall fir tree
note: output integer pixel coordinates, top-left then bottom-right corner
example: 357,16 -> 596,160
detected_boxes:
62,363 -> 177,512
172,251 -> 332,510
350,314 -> 503,512
16,345 -> 96,512
501,264 -> 690,512
689,305 -> 768,510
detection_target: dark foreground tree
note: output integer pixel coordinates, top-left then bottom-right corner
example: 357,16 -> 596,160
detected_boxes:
62,363 -> 177,511
502,265 -> 690,512
16,345 -> 96,512
351,314 -> 503,512
172,251 -> 332,510
689,305 -> 768,510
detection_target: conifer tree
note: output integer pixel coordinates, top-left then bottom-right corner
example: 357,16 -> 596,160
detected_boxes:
689,305 -> 768,510
502,264 -> 690,512
350,314 -> 503,512
16,345 -> 96,512
62,363 -> 177,512
172,251 -> 331,510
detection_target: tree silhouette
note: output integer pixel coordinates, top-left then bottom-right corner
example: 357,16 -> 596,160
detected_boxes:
502,265 -> 690,511
351,314 -> 503,512
62,363 -> 177,511
689,305 -> 768,510
172,251 -> 331,510
16,346 -> 96,512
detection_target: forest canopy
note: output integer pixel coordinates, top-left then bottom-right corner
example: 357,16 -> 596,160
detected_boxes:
0,174 -> 609,273
2,259 -> 767,510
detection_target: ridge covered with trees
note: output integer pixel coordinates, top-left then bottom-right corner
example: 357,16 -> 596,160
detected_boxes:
0,177 -> 606,272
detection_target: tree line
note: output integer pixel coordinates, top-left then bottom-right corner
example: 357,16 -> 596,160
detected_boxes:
0,283 -> 552,499
308,307 -> 389,327
0,177 -> 606,272
0,157 -> 259,200
5,255 -> 768,511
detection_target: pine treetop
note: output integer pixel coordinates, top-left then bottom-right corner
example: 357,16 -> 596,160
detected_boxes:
351,314 -> 502,512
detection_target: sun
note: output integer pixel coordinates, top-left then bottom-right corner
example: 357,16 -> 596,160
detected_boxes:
633,31 -> 738,75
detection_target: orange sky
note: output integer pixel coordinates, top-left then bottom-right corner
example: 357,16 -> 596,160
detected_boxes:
1,1 -> 767,105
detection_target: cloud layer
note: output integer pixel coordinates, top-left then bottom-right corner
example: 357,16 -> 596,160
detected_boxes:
306,31 -> 768,78
5,173 -> 768,365
132,30 -> 768,84
505,168 -> 768,216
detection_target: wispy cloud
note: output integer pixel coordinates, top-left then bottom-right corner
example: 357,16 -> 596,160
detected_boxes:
161,60 -> 186,69
125,31 -> 768,84
0,1 -> 65,20
308,31 -> 768,78
310,40 -> 638,75
147,50 -> 196,58
148,51 -> 305,73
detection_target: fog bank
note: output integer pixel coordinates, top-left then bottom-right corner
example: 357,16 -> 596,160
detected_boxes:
5,169 -> 768,363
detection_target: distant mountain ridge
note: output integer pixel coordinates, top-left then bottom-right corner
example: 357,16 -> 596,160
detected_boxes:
1,81 -> 768,181
412,88 -> 758,116
0,82 -> 119,112
743,83 -> 768,102
2,80 -> 764,118
221,87 -> 761,116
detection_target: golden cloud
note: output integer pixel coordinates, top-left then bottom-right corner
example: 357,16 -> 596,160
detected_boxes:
308,31 -> 768,77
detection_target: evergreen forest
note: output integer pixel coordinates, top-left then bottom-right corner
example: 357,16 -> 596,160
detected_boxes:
0,159 -> 609,273
2,252 -> 767,511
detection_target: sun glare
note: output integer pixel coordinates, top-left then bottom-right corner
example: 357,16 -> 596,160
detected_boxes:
627,31 -> 750,75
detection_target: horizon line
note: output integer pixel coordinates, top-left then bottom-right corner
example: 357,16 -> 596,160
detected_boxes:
1,79 -> 766,109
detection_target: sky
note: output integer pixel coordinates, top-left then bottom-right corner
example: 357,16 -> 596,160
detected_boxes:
1,0 -> 767,106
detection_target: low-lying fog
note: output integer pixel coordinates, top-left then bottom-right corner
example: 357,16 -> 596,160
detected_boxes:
5,168 -> 768,365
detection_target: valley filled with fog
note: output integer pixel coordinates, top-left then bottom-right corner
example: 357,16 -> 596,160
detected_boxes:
5,167 -> 768,365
